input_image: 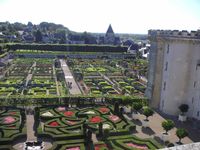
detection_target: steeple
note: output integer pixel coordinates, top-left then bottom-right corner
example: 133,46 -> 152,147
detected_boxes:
106,24 -> 114,35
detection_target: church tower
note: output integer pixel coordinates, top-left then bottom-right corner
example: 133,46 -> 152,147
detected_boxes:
105,24 -> 115,44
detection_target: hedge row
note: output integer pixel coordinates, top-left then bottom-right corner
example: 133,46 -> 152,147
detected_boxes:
6,44 -> 127,53
0,95 -> 148,106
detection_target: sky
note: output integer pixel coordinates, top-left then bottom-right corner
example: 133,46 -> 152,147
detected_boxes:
0,0 -> 200,34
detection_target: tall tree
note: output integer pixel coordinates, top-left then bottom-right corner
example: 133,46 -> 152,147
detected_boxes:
35,30 -> 42,42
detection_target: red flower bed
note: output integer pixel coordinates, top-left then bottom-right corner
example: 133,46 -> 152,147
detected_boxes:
49,121 -> 59,127
95,144 -> 108,150
9,112 -> 17,115
126,143 -> 148,150
89,116 -> 102,123
99,107 -> 109,113
64,111 -> 74,117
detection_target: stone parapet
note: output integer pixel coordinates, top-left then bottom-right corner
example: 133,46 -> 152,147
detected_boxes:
148,29 -> 200,39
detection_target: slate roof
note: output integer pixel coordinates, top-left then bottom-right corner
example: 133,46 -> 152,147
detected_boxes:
106,24 -> 114,34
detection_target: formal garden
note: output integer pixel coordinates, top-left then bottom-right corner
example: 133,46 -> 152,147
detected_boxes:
68,58 -> 147,97
0,45 -> 192,150
34,101 -> 162,150
0,58 -> 68,100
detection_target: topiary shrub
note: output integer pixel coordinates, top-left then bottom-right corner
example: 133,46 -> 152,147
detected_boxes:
162,119 -> 175,134
143,107 -> 154,121
176,128 -> 188,143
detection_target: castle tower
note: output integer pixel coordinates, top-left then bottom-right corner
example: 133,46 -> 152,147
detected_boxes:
146,30 -> 200,119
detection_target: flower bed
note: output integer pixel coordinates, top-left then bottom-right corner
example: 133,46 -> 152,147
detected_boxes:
49,121 -> 59,127
57,107 -> 66,111
89,116 -> 102,123
99,107 -> 109,114
67,120 -> 77,125
109,115 -> 120,123
95,144 -> 108,150
3,116 -> 15,124
66,146 -> 80,150
64,111 -> 74,117
42,111 -> 54,117
126,143 -> 148,150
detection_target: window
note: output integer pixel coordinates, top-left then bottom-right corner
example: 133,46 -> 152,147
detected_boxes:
163,82 -> 166,90
194,81 -> 196,88
165,62 -> 168,71
167,44 -> 169,53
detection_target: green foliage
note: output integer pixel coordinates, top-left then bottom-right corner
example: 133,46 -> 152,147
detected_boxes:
133,102 -> 143,112
176,128 -> 188,143
35,30 -> 42,42
161,119 -> 175,134
7,44 -> 127,52
143,107 -> 154,120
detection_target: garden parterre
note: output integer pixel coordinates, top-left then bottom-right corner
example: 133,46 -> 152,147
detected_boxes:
0,108 -> 26,149
35,105 -> 161,150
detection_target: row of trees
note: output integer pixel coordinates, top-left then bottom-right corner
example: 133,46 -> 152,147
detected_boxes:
131,103 -> 189,145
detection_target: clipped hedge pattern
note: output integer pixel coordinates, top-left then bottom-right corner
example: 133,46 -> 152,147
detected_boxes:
36,105 -> 162,149
0,108 -> 27,147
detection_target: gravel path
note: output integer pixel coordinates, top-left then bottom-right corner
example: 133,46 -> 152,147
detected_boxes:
26,115 -> 37,141
60,59 -> 81,95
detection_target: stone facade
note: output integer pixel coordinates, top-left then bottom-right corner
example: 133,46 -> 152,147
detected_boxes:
146,30 -> 200,119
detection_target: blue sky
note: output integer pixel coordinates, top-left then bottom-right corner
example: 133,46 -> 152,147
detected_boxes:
0,0 -> 200,34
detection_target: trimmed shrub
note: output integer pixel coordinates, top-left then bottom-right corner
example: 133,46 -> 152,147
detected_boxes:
162,119 -> 175,134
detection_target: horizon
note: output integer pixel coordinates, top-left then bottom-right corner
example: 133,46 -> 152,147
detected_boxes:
0,0 -> 200,34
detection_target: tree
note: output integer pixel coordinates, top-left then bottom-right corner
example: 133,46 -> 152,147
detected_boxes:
179,104 -> 189,115
35,30 -> 42,42
162,119 -> 175,134
133,103 -> 143,113
99,122 -> 103,137
143,107 -> 154,121
87,129 -> 92,141
27,21 -> 33,27
176,128 -> 188,143
114,102 -> 119,115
